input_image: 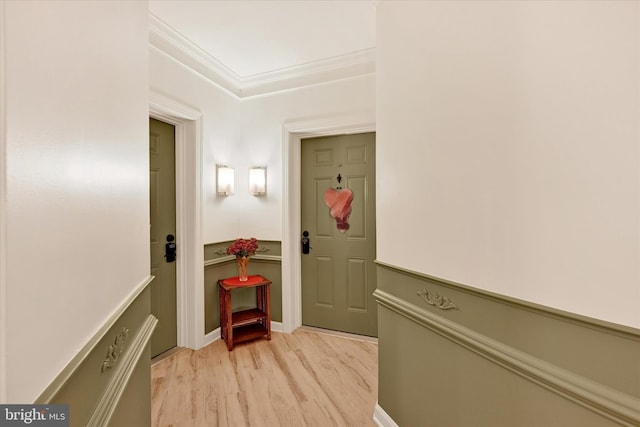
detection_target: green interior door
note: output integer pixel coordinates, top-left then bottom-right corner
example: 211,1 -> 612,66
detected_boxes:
301,133 -> 377,337
149,118 -> 178,358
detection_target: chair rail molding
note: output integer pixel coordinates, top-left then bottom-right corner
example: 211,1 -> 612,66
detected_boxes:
37,276 -> 155,404
374,286 -> 640,426
375,262 -> 640,425
36,277 -> 157,426
87,315 -> 158,427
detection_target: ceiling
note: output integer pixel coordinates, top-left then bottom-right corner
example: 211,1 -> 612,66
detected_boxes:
149,0 -> 377,98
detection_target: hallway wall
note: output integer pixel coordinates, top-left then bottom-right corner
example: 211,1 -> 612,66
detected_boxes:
3,1 -> 150,402
377,0 -> 639,328
375,2 -> 640,425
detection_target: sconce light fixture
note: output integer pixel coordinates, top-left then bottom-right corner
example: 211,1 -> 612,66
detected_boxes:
249,166 -> 267,196
216,165 -> 234,196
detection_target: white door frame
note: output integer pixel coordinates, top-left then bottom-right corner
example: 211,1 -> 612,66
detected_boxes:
149,90 -> 205,350
281,111 -> 376,333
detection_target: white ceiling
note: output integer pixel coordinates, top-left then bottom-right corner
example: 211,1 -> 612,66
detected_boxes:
149,0 -> 377,97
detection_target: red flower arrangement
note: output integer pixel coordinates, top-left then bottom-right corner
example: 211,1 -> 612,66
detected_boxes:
226,238 -> 259,258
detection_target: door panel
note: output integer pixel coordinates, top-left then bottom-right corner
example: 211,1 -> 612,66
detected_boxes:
301,133 -> 377,337
346,176 -> 367,238
316,256 -> 335,307
347,258 -> 367,311
149,118 -> 177,358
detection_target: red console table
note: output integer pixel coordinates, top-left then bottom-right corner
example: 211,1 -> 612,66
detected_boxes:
218,275 -> 271,351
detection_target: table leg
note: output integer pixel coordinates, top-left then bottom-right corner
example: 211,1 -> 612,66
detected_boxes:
219,287 -> 226,343
266,284 -> 271,340
226,290 -> 234,350
256,286 -> 264,330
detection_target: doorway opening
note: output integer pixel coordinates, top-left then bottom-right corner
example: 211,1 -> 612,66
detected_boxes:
149,118 -> 178,357
149,91 -> 204,351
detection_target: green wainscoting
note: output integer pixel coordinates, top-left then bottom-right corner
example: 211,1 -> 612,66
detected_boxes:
36,277 -> 157,427
375,262 -> 640,427
204,241 -> 282,334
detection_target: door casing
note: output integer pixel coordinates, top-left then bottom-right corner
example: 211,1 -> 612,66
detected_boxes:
282,111 -> 376,333
149,90 -> 204,350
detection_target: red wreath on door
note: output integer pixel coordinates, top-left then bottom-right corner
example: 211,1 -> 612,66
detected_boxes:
324,188 -> 353,233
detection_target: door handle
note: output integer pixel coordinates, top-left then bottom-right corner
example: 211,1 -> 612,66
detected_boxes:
165,234 -> 176,262
301,231 -> 311,254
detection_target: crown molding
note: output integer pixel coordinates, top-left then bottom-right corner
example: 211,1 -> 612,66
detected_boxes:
149,13 -> 376,99
149,13 -> 240,97
238,49 -> 376,98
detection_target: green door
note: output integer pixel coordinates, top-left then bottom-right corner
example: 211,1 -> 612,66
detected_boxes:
301,133 -> 377,337
149,118 -> 177,358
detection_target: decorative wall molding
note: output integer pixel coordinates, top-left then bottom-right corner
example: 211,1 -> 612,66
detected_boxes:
374,289 -> 640,426
256,246 -> 271,253
204,254 -> 282,267
149,13 -> 375,99
376,261 -> 639,339
35,279 -> 155,426
212,245 -> 271,256
37,276 -> 154,403
87,315 -> 158,427
417,289 -> 459,310
205,241 -> 282,266
101,327 -> 130,372
205,255 -> 235,266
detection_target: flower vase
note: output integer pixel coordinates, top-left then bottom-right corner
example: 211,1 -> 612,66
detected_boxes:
237,257 -> 249,281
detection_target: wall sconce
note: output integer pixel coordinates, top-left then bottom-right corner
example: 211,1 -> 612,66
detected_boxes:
249,166 -> 267,196
216,165 -> 234,196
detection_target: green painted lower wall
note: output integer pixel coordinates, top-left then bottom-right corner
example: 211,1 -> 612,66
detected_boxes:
375,262 -> 640,427
204,240 -> 282,334
36,277 -> 157,427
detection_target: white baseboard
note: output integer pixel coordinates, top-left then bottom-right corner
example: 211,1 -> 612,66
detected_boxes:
203,328 -> 221,347
373,403 -> 398,427
271,321 -> 284,332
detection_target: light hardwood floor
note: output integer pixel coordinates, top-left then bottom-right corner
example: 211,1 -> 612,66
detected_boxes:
151,329 -> 378,427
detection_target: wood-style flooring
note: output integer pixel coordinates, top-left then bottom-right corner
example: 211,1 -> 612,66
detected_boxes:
151,329 -> 378,427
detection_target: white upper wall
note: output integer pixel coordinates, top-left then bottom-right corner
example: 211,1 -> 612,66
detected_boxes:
150,48 -> 376,244
4,1 -> 150,402
377,1 -> 639,328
